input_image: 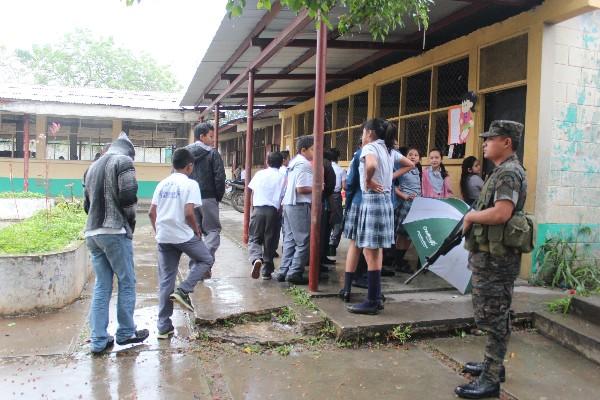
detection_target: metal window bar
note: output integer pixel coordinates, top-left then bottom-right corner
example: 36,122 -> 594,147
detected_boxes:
436,58 -> 469,108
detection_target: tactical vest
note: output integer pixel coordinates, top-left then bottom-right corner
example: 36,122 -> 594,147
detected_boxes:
464,156 -> 533,256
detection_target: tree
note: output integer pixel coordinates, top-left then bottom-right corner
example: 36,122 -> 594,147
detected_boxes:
225,0 -> 433,42
0,45 -> 31,84
15,29 -> 180,92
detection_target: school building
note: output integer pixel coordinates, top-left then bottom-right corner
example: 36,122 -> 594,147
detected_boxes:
181,0 -> 600,277
0,84 -> 200,198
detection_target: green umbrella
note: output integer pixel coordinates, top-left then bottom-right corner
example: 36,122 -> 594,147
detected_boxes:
402,197 -> 472,294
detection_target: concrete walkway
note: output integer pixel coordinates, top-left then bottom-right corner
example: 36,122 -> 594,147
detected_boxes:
1,204 -> 599,399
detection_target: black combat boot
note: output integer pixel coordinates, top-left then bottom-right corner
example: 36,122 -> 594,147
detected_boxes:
455,373 -> 500,399
462,362 -> 506,382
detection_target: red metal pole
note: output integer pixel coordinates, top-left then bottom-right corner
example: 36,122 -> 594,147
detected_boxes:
214,103 -> 220,150
242,71 -> 255,245
308,18 -> 327,292
23,115 -> 30,192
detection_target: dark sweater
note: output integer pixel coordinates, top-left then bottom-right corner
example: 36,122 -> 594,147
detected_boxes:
84,135 -> 138,238
186,142 -> 226,201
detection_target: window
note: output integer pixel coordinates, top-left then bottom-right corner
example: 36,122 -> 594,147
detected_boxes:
405,70 -> 431,114
480,35 -> 527,90
126,121 -> 188,164
378,81 -> 401,119
352,92 -> 368,126
334,131 -> 348,160
324,104 -> 333,132
437,58 -> 469,108
401,116 -> 429,157
336,98 -> 349,129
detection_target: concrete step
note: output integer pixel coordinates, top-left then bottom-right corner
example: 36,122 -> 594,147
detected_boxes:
534,310 -> 600,365
571,295 -> 600,326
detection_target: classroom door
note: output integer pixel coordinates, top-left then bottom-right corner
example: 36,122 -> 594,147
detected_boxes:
483,86 -> 527,176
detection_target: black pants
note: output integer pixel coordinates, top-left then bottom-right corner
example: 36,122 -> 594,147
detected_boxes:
248,206 -> 280,273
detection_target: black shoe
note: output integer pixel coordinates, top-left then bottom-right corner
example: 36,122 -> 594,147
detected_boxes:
381,267 -> 395,277
91,335 -> 114,354
170,288 -> 194,312
338,289 -> 351,302
251,259 -> 263,279
347,300 -> 380,315
455,379 -> 500,399
322,257 -> 336,265
262,272 -> 272,280
116,329 -> 150,346
275,272 -> 287,282
327,245 -> 336,257
286,274 -> 308,285
352,275 -> 368,289
319,264 -> 332,273
462,362 -> 506,382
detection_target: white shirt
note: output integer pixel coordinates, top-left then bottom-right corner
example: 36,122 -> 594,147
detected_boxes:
151,172 -> 202,244
282,154 -> 313,205
241,169 -> 247,181
359,140 -> 402,193
248,167 -> 285,208
279,165 -> 288,177
331,162 -> 346,192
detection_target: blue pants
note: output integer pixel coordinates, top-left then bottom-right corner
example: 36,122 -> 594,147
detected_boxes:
87,234 -> 136,352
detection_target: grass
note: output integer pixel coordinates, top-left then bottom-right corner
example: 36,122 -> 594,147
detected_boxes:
0,201 -> 86,254
389,324 -> 413,344
286,286 -> 318,311
274,306 -> 297,325
0,191 -> 45,199
546,296 -> 573,314
274,344 -> 292,356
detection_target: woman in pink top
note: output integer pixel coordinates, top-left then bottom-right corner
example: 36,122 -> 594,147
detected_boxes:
421,148 -> 453,199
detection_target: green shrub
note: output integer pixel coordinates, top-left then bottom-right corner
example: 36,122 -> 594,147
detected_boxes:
0,201 -> 86,254
0,191 -> 45,199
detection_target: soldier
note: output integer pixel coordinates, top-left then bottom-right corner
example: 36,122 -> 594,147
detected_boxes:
455,120 -> 528,399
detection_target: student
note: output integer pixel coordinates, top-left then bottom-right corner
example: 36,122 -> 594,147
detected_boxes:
279,150 -> 290,175
347,119 -> 413,315
84,132 -> 148,353
460,156 -> 484,206
148,148 -> 214,339
277,135 -> 314,285
422,148 -> 453,198
393,147 -> 422,273
247,152 -> 285,280
320,150 -> 337,269
328,148 -> 346,257
186,122 -> 226,259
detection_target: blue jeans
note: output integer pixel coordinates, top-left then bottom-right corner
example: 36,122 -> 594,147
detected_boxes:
87,234 -> 136,351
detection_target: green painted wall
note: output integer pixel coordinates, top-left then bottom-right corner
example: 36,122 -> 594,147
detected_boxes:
0,177 -> 159,199
533,223 -> 600,272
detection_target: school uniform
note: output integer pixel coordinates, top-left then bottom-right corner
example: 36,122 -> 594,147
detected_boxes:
279,154 -> 313,280
395,167 -> 421,236
422,167 -> 453,198
152,173 -> 214,334
328,161 -> 346,249
343,150 -> 362,241
356,139 -> 398,250
247,167 -> 285,275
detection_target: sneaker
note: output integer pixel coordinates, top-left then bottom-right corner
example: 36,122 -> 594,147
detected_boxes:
275,272 -> 287,282
322,257 -> 336,265
262,272 -> 272,280
170,288 -> 194,312
91,335 -> 114,354
286,274 -> 308,285
116,329 -> 150,346
251,259 -> 262,279
157,328 -> 175,340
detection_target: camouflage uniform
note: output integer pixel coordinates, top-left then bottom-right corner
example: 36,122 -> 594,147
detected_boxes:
466,121 -> 527,384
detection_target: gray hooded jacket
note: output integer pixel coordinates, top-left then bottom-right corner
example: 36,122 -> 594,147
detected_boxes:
83,133 -> 138,238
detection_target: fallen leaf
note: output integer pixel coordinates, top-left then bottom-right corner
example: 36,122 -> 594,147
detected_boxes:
7,323 -> 16,327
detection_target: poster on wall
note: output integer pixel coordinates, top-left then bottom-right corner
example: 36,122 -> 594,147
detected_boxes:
448,92 -> 477,146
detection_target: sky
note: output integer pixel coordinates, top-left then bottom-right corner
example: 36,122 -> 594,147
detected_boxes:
0,0 -> 228,90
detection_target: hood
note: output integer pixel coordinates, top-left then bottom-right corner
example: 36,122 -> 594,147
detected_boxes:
107,132 -> 135,159
186,141 -> 211,160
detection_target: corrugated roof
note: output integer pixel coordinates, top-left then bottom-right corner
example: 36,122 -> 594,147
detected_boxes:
0,84 -> 182,110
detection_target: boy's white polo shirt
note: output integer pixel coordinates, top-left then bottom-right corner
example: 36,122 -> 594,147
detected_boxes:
248,167 -> 285,208
151,172 -> 202,244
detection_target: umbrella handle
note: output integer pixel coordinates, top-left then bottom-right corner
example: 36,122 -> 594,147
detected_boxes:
403,260 -> 431,285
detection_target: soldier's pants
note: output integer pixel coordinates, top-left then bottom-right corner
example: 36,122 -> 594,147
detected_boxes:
469,251 -> 521,383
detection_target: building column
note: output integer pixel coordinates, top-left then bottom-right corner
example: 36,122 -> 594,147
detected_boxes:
112,119 -> 122,140
35,115 -> 47,160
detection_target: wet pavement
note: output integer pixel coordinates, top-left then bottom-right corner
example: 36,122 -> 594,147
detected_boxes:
1,205 -> 600,399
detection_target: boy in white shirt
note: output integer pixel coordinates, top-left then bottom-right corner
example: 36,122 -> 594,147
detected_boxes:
148,148 -> 214,339
248,152 -> 285,280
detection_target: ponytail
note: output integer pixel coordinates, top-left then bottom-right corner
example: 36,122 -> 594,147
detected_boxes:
363,118 -> 397,153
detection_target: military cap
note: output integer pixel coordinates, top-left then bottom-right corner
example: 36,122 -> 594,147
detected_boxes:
480,120 -> 524,142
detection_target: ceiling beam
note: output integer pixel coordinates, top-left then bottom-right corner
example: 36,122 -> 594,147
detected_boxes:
198,9 -> 312,118
206,91 -> 313,99
455,0 -> 535,6
251,37 -> 421,52
193,1 -> 282,106
197,104 -> 292,111
221,73 -> 359,81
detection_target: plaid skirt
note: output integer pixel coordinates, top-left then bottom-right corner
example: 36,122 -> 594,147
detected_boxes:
343,201 -> 361,241
356,192 -> 395,249
394,199 -> 413,237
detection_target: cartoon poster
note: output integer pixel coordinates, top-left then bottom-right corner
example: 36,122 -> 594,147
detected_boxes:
448,93 -> 476,145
